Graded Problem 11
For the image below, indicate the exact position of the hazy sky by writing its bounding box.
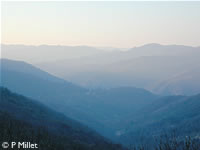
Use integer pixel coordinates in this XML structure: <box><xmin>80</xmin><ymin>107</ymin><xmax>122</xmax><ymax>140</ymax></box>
<box><xmin>2</xmin><ymin>1</ymin><xmax>200</xmax><ymax>48</ymax></box>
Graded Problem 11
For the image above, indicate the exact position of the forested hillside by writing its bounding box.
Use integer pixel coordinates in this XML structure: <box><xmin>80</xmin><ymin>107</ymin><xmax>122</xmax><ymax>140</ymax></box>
<box><xmin>118</xmin><ymin>94</ymin><xmax>200</xmax><ymax>147</ymax></box>
<box><xmin>0</xmin><ymin>87</ymin><xmax>124</xmax><ymax>150</ymax></box>
<box><xmin>0</xmin><ymin>59</ymin><xmax>157</xmax><ymax>139</ymax></box>
<box><xmin>1</xmin><ymin>59</ymin><xmax>200</xmax><ymax>149</ymax></box>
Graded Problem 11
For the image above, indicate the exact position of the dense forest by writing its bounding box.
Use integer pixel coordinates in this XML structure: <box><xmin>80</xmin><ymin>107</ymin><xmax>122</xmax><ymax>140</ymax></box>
<box><xmin>1</xmin><ymin>60</ymin><xmax>200</xmax><ymax>150</ymax></box>
<box><xmin>1</xmin><ymin>59</ymin><xmax>200</xmax><ymax>146</ymax></box>
<box><xmin>0</xmin><ymin>111</ymin><xmax>125</xmax><ymax>150</ymax></box>
<box><xmin>1</xmin><ymin>87</ymin><xmax>200</xmax><ymax>150</ymax></box>
<box><xmin>0</xmin><ymin>87</ymin><xmax>123</xmax><ymax>150</ymax></box>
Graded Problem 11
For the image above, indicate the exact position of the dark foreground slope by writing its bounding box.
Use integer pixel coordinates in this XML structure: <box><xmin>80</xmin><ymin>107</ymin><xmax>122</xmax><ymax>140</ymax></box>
<box><xmin>0</xmin><ymin>87</ymin><xmax>124</xmax><ymax>150</ymax></box>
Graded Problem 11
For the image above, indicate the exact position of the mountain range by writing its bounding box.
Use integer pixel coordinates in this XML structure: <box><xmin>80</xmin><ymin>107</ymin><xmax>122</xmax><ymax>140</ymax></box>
<box><xmin>0</xmin><ymin>59</ymin><xmax>157</xmax><ymax>140</ymax></box>
<box><xmin>1</xmin><ymin>44</ymin><xmax>108</xmax><ymax>63</ymax></box>
<box><xmin>32</xmin><ymin>44</ymin><xmax>200</xmax><ymax>96</ymax></box>
<box><xmin>1</xmin><ymin>58</ymin><xmax>200</xmax><ymax>147</ymax></box>
<box><xmin>2</xmin><ymin>43</ymin><xmax>200</xmax><ymax>95</ymax></box>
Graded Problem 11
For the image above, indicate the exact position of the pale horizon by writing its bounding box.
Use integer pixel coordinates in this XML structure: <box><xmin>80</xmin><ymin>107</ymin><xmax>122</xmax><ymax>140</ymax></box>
<box><xmin>1</xmin><ymin>42</ymin><xmax>200</xmax><ymax>50</ymax></box>
<box><xmin>2</xmin><ymin>1</ymin><xmax>200</xmax><ymax>48</ymax></box>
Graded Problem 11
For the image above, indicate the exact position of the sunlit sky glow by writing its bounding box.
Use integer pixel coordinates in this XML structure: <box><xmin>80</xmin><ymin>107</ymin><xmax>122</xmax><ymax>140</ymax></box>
<box><xmin>2</xmin><ymin>1</ymin><xmax>200</xmax><ymax>48</ymax></box>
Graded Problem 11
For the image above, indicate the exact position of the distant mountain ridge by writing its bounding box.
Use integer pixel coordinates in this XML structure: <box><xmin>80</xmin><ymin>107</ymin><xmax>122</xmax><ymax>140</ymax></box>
<box><xmin>33</xmin><ymin>43</ymin><xmax>200</xmax><ymax>95</ymax></box>
<box><xmin>1</xmin><ymin>44</ymin><xmax>108</xmax><ymax>63</ymax></box>
<box><xmin>2</xmin><ymin>43</ymin><xmax>200</xmax><ymax>95</ymax></box>
<box><xmin>152</xmin><ymin>67</ymin><xmax>200</xmax><ymax>95</ymax></box>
